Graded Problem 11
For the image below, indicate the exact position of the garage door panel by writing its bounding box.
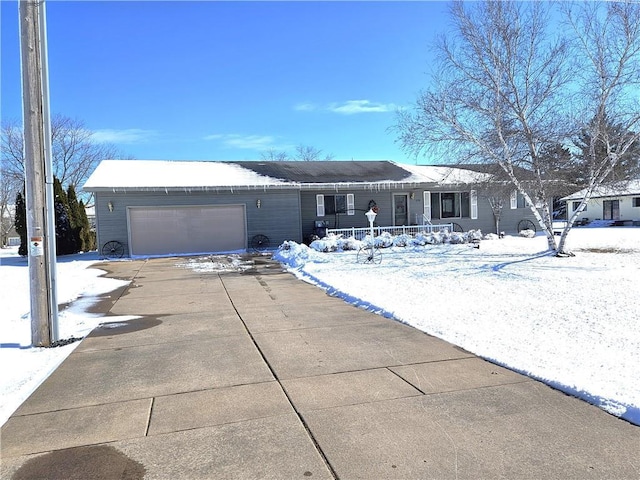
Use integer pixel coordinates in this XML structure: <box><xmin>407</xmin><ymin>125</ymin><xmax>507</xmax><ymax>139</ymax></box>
<box><xmin>129</xmin><ymin>206</ymin><xmax>246</xmax><ymax>256</ymax></box>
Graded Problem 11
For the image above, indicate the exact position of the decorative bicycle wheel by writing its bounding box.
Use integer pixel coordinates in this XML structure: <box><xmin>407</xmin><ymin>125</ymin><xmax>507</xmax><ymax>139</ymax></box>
<box><xmin>101</xmin><ymin>240</ymin><xmax>124</xmax><ymax>259</ymax></box>
<box><xmin>250</xmin><ymin>234</ymin><xmax>270</xmax><ymax>252</ymax></box>
<box><xmin>356</xmin><ymin>246</ymin><xmax>382</xmax><ymax>264</ymax></box>
<box><xmin>517</xmin><ymin>219</ymin><xmax>536</xmax><ymax>233</ymax></box>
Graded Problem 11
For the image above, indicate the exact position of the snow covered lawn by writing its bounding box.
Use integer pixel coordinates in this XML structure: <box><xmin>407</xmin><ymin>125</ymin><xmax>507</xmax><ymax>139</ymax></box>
<box><xmin>1</xmin><ymin>227</ymin><xmax>638</xmax><ymax>428</ymax></box>
<box><xmin>274</xmin><ymin>227</ymin><xmax>640</xmax><ymax>425</ymax></box>
<box><xmin>0</xmin><ymin>250</ymin><xmax>132</xmax><ymax>426</ymax></box>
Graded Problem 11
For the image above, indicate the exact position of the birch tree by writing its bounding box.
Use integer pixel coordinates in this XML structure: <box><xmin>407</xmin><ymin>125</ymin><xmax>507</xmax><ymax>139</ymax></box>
<box><xmin>557</xmin><ymin>1</ymin><xmax>640</xmax><ymax>253</ymax></box>
<box><xmin>396</xmin><ymin>0</ymin><xmax>640</xmax><ymax>255</ymax></box>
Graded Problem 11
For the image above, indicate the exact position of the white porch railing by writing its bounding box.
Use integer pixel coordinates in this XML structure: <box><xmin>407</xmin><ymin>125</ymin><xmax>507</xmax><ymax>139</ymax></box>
<box><xmin>326</xmin><ymin>223</ymin><xmax>455</xmax><ymax>240</ymax></box>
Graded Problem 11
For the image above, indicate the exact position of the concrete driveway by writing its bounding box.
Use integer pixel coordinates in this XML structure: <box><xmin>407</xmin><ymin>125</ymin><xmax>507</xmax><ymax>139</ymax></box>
<box><xmin>1</xmin><ymin>255</ymin><xmax>638</xmax><ymax>479</ymax></box>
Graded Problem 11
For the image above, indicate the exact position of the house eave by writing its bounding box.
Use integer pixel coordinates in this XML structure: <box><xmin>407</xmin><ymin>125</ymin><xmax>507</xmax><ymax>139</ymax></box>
<box><xmin>83</xmin><ymin>181</ymin><xmax>446</xmax><ymax>194</ymax></box>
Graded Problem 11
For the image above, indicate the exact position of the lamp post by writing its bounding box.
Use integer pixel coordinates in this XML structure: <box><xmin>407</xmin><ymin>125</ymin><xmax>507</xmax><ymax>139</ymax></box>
<box><xmin>365</xmin><ymin>209</ymin><xmax>377</xmax><ymax>245</ymax></box>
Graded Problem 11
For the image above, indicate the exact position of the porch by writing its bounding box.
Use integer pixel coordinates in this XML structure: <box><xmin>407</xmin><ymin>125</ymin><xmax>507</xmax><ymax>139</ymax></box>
<box><xmin>326</xmin><ymin>223</ymin><xmax>456</xmax><ymax>240</ymax></box>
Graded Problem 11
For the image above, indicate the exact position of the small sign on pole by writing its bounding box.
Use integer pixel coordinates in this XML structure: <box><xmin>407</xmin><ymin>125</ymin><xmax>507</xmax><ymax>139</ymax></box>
<box><xmin>30</xmin><ymin>237</ymin><xmax>44</xmax><ymax>257</ymax></box>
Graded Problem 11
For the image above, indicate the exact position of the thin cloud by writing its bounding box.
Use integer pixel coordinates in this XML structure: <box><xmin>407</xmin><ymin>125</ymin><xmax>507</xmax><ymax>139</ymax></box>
<box><xmin>295</xmin><ymin>99</ymin><xmax>398</xmax><ymax>115</ymax></box>
<box><xmin>328</xmin><ymin>100</ymin><xmax>397</xmax><ymax>114</ymax></box>
<box><xmin>92</xmin><ymin>128</ymin><xmax>157</xmax><ymax>144</ymax></box>
<box><xmin>294</xmin><ymin>102</ymin><xmax>317</xmax><ymax>112</ymax></box>
<box><xmin>204</xmin><ymin>133</ymin><xmax>283</xmax><ymax>150</ymax></box>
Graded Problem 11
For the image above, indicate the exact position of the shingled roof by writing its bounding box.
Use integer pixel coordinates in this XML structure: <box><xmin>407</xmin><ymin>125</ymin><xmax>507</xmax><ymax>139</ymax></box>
<box><xmin>228</xmin><ymin>161</ymin><xmax>412</xmax><ymax>183</ymax></box>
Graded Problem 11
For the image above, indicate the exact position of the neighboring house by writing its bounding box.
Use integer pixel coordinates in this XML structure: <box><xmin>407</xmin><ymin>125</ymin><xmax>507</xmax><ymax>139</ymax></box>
<box><xmin>84</xmin><ymin>205</ymin><xmax>96</xmax><ymax>230</ymax></box>
<box><xmin>0</xmin><ymin>203</ymin><xmax>98</xmax><ymax>250</ymax></box>
<box><xmin>82</xmin><ymin>160</ymin><xmax>540</xmax><ymax>257</ymax></box>
<box><xmin>1</xmin><ymin>205</ymin><xmax>20</xmax><ymax>247</ymax></box>
<box><xmin>562</xmin><ymin>179</ymin><xmax>640</xmax><ymax>225</ymax></box>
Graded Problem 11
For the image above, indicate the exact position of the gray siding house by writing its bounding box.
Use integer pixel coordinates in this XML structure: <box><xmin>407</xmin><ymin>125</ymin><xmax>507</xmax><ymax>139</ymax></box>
<box><xmin>83</xmin><ymin>160</ymin><xmax>539</xmax><ymax>257</ymax></box>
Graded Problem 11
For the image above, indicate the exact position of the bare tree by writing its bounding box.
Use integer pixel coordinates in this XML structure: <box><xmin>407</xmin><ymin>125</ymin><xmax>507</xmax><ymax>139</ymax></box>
<box><xmin>260</xmin><ymin>145</ymin><xmax>335</xmax><ymax>161</ymax></box>
<box><xmin>1</xmin><ymin>114</ymin><xmax>125</xmax><ymax>195</ymax></box>
<box><xmin>1</xmin><ymin>124</ymin><xmax>24</xmax><ymax>246</ymax></box>
<box><xmin>396</xmin><ymin>1</ymin><xmax>570</xmax><ymax>251</ymax></box>
<box><xmin>557</xmin><ymin>1</ymin><xmax>640</xmax><ymax>252</ymax></box>
<box><xmin>396</xmin><ymin>0</ymin><xmax>640</xmax><ymax>255</ymax></box>
<box><xmin>260</xmin><ymin>149</ymin><xmax>289</xmax><ymax>162</ymax></box>
<box><xmin>0</xmin><ymin>121</ymin><xmax>25</xmax><ymax>189</ymax></box>
<box><xmin>0</xmin><ymin>172</ymin><xmax>17</xmax><ymax>247</ymax></box>
<box><xmin>293</xmin><ymin>145</ymin><xmax>334</xmax><ymax>162</ymax></box>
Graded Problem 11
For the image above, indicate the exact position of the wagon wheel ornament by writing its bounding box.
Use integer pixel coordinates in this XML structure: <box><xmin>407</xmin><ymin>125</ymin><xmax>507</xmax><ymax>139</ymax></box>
<box><xmin>356</xmin><ymin>245</ymin><xmax>382</xmax><ymax>264</ymax></box>
<box><xmin>517</xmin><ymin>219</ymin><xmax>537</xmax><ymax>233</ymax></box>
<box><xmin>101</xmin><ymin>240</ymin><xmax>125</xmax><ymax>259</ymax></box>
<box><xmin>250</xmin><ymin>234</ymin><xmax>270</xmax><ymax>252</ymax></box>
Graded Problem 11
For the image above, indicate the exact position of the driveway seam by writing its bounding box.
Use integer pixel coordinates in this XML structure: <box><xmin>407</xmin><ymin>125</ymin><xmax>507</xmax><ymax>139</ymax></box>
<box><xmin>219</xmin><ymin>273</ymin><xmax>339</xmax><ymax>480</ymax></box>
<box><xmin>144</xmin><ymin>397</ymin><xmax>155</xmax><ymax>437</ymax></box>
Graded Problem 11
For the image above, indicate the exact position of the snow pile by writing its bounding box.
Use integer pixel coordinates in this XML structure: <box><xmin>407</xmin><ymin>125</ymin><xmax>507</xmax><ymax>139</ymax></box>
<box><xmin>519</xmin><ymin>228</ymin><xmax>536</xmax><ymax>238</ymax></box>
<box><xmin>273</xmin><ymin>241</ymin><xmax>330</xmax><ymax>267</ymax></box>
<box><xmin>306</xmin><ymin>229</ymin><xmax>485</xmax><ymax>252</ymax></box>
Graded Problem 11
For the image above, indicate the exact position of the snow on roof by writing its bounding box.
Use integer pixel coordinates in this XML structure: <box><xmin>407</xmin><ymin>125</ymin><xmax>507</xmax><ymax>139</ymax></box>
<box><xmin>82</xmin><ymin>159</ymin><xmax>491</xmax><ymax>192</ymax></box>
<box><xmin>83</xmin><ymin>160</ymin><xmax>290</xmax><ymax>191</ymax></box>
<box><xmin>399</xmin><ymin>164</ymin><xmax>491</xmax><ymax>185</ymax></box>
<box><xmin>561</xmin><ymin>179</ymin><xmax>640</xmax><ymax>201</ymax></box>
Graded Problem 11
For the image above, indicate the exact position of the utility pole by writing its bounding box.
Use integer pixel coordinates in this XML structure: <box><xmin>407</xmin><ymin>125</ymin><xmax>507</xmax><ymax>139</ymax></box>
<box><xmin>19</xmin><ymin>0</ymin><xmax>59</xmax><ymax>347</ymax></box>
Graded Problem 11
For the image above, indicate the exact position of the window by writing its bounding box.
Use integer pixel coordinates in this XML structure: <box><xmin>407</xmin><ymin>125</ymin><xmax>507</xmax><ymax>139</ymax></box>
<box><xmin>517</xmin><ymin>194</ymin><xmax>527</xmax><ymax>209</ymax></box>
<box><xmin>510</xmin><ymin>190</ymin><xmax>527</xmax><ymax>209</ymax></box>
<box><xmin>603</xmin><ymin>200</ymin><xmax>620</xmax><ymax>220</ymax></box>
<box><xmin>633</xmin><ymin>197</ymin><xmax>640</xmax><ymax>208</ymax></box>
<box><xmin>430</xmin><ymin>191</ymin><xmax>477</xmax><ymax>219</ymax></box>
<box><xmin>316</xmin><ymin>194</ymin><xmax>354</xmax><ymax>216</ymax></box>
<box><xmin>572</xmin><ymin>201</ymin><xmax>586</xmax><ymax>212</ymax></box>
<box><xmin>441</xmin><ymin>193</ymin><xmax>460</xmax><ymax>218</ymax></box>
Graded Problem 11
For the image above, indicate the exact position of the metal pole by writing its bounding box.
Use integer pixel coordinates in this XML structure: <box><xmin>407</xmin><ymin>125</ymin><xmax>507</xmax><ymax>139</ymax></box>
<box><xmin>19</xmin><ymin>0</ymin><xmax>58</xmax><ymax>346</ymax></box>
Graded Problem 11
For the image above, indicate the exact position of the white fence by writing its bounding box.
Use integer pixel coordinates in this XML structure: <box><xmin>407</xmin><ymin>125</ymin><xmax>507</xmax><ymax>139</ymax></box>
<box><xmin>326</xmin><ymin>223</ymin><xmax>455</xmax><ymax>240</ymax></box>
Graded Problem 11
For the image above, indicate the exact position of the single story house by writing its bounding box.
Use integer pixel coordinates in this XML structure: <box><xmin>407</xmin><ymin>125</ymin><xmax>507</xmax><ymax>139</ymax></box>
<box><xmin>1</xmin><ymin>204</ymin><xmax>20</xmax><ymax>247</ymax></box>
<box><xmin>82</xmin><ymin>160</ymin><xmax>540</xmax><ymax>257</ymax></box>
<box><xmin>562</xmin><ymin>179</ymin><xmax>640</xmax><ymax>225</ymax></box>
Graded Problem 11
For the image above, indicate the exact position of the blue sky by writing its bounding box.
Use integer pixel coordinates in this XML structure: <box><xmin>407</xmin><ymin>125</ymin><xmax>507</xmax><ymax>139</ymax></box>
<box><xmin>1</xmin><ymin>1</ymin><xmax>448</xmax><ymax>163</ymax></box>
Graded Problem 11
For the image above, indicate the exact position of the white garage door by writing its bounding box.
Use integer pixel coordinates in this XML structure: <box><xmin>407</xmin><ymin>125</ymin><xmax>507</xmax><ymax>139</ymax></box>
<box><xmin>128</xmin><ymin>205</ymin><xmax>246</xmax><ymax>256</ymax></box>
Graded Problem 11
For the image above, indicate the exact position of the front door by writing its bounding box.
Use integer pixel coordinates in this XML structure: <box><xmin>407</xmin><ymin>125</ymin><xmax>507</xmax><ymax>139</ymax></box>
<box><xmin>393</xmin><ymin>194</ymin><xmax>409</xmax><ymax>226</ymax></box>
<box><xmin>603</xmin><ymin>200</ymin><xmax>620</xmax><ymax>221</ymax></box>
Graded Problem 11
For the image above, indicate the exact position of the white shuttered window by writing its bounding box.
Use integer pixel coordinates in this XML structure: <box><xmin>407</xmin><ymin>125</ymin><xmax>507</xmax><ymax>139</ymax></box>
<box><xmin>317</xmin><ymin>194</ymin><xmax>355</xmax><ymax>216</ymax></box>
<box><xmin>346</xmin><ymin>194</ymin><xmax>355</xmax><ymax>215</ymax></box>
<box><xmin>470</xmin><ymin>189</ymin><xmax>478</xmax><ymax>219</ymax></box>
<box><xmin>316</xmin><ymin>194</ymin><xmax>325</xmax><ymax>216</ymax></box>
<box><xmin>423</xmin><ymin>191</ymin><xmax>431</xmax><ymax>222</ymax></box>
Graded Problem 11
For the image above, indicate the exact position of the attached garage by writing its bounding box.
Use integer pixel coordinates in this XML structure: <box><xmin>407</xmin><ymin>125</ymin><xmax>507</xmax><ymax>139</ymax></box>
<box><xmin>85</xmin><ymin>159</ymin><xmax>528</xmax><ymax>258</ymax></box>
<box><xmin>128</xmin><ymin>205</ymin><xmax>246</xmax><ymax>256</ymax></box>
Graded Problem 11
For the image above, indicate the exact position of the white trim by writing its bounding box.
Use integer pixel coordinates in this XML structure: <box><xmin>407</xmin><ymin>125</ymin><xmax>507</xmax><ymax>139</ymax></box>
<box><xmin>423</xmin><ymin>191</ymin><xmax>431</xmax><ymax>222</ymax></box>
<box><xmin>346</xmin><ymin>193</ymin><xmax>355</xmax><ymax>215</ymax></box>
<box><xmin>316</xmin><ymin>194</ymin><xmax>325</xmax><ymax>217</ymax></box>
<box><xmin>510</xmin><ymin>190</ymin><xmax>518</xmax><ymax>209</ymax></box>
<box><xmin>470</xmin><ymin>189</ymin><xmax>478</xmax><ymax>219</ymax></box>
